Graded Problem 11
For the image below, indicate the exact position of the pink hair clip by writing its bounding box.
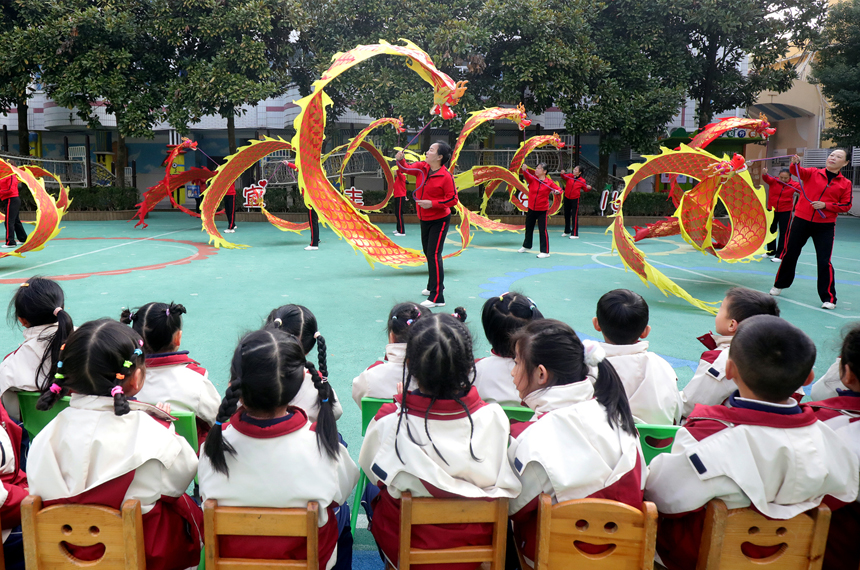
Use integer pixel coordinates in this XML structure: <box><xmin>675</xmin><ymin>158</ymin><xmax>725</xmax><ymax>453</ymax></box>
<box><xmin>49</xmin><ymin>383</ymin><xmax>62</xmax><ymax>394</ymax></box>
<box><xmin>138</xmin><ymin>339</ymin><xmax>144</xmax><ymax>347</ymax></box>
<box><xmin>313</xmin><ymin>331</ymin><xmax>321</xmax><ymax>339</ymax></box>
<box><xmin>111</xmin><ymin>386</ymin><xmax>124</xmax><ymax>397</ymax></box>
<box><xmin>53</xmin><ymin>307</ymin><xmax>62</xmax><ymax>316</ymax></box>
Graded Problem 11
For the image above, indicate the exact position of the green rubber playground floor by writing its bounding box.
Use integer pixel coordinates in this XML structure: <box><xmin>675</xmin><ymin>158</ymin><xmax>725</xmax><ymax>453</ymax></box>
<box><xmin>2</xmin><ymin>211</ymin><xmax>859</xmax><ymax>558</ymax></box>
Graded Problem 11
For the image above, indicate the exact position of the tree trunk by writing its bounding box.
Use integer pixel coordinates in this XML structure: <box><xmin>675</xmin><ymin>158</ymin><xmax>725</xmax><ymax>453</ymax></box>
<box><xmin>116</xmin><ymin>133</ymin><xmax>127</xmax><ymax>188</ymax></box>
<box><xmin>16</xmin><ymin>99</ymin><xmax>29</xmax><ymax>155</ymax></box>
<box><xmin>697</xmin><ymin>39</ymin><xmax>720</xmax><ymax>129</ymax></box>
<box><xmin>227</xmin><ymin>110</ymin><xmax>237</xmax><ymax>155</ymax></box>
<box><xmin>598</xmin><ymin>131</ymin><xmax>610</xmax><ymax>191</ymax></box>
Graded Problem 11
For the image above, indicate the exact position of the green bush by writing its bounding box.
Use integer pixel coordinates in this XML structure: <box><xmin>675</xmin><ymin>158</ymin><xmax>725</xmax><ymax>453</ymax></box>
<box><xmin>21</xmin><ymin>186</ymin><xmax>140</xmax><ymax>211</ymax></box>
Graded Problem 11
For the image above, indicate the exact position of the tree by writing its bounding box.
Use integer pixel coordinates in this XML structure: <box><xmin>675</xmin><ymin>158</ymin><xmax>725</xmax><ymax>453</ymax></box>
<box><xmin>0</xmin><ymin>2</ymin><xmax>50</xmax><ymax>154</ymax></box>
<box><xmin>679</xmin><ymin>0</ymin><xmax>827</xmax><ymax>128</ymax></box>
<box><xmin>811</xmin><ymin>0</ymin><xmax>860</xmax><ymax>147</ymax></box>
<box><xmin>155</xmin><ymin>0</ymin><xmax>303</xmax><ymax>154</ymax></box>
<box><xmin>558</xmin><ymin>0</ymin><xmax>691</xmax><ymax>187</ymax></box>
<box><xmin>33</xmin><ymin>1</ymin><xmax>174</xmax><ymax>186</ymax></box>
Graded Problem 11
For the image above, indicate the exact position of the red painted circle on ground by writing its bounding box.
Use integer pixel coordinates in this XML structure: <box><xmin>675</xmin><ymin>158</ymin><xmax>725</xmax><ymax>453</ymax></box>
<box><xmin>0</xmin><ymin>237</ymin><xmax>219</xmax><ymax>285</ymax></box>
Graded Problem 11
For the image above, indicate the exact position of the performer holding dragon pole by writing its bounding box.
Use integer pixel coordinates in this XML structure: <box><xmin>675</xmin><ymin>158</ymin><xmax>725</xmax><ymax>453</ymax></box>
<box><xmin>396</xmin><ymin>142</ymin><xmax>457</xmax><ymax>308</ymax></box>
<box><xmin>559</xmin><ymin>165</ymin><xmax>592</xmax><ymax>239</ymax></box>
<box><xmin>518</xmin><ymin>163</ymin><xmax>561</xmax><ymax>258</ymax></box>
<box><xmin>771</xmin><ymin>150</ymin><xmax>852</xmax><ymax>310</ymax></box>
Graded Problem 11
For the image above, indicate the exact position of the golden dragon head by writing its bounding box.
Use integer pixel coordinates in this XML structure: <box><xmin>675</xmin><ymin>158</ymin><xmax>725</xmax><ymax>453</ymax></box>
<box><xmin>751</xmin><ymin>113</ymin><xmax>776</xmax><ymax>138</ymax></box>
<box><xmin>514</xmin><ymin>103</ymin><xmax>532</xmax><ymax>129</ymax></box>
<box><xmin>432</xmin><ymin>80</ymin><xmax>469</xmax><ymax>120</ymax></box>
<box><xmin>549</xmin><ymin>132</ymin><xmax>565</xmax><ymax>148</ymax></box>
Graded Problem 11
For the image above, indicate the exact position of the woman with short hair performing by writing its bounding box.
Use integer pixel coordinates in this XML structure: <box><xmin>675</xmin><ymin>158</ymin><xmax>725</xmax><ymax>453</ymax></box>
<box><xmin>771</xmin><ymin>149</ymin><xmax>853</xmax><ymax>309</ymax></box>
<box><xmin>395</xmin><ymin>141</ymin><xmax>458</xmax><ymax>308</ymax></box>
<box><xmin>518</xmin><ymin>163</ymin><xmax>561</xmax><ymax>258</ymax></box>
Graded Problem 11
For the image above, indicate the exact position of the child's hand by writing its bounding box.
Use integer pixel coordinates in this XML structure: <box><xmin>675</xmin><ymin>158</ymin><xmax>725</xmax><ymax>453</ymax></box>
<box><xmin>156</xmin><ymin>402</ymin><xmax>171</xmax><ymax>414</ymax></box>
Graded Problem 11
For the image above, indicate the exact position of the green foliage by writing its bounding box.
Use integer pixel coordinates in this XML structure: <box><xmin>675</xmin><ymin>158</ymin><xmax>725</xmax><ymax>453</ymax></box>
<box><xmin>20</xmin><ymin>186</ymin><xmax>140</xmax><ymax>211</ymax></box>
<box><xmin>679</xmin><ymin>0</ymin><xmax>827</xmax><ymax>127</ymax></box>
<box><xmin>812</xmin><ymin>0</ymin><xmax>860</xmax><ymax>147</ymax></box>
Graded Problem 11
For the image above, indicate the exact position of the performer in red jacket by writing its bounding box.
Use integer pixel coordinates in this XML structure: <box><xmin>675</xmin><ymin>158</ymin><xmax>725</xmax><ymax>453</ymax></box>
<box><xmin>559</xmin><ymin>165</ymin><xmax>592</xmax><ymax>238</ymax></box>
<box><xmin>396</xmin><ymin>141</ymin><xmax>458</xmax><ymax>308</ymax></box>
<box><xmin>761</xmin><ymin>168</ymin><xmax>800</xmax><ymax>260</ymax></box>
<box><xmin>392</xmin><ymin>167</ymin><xmax>407</xmax><ymax>236</ymax></box>
<box><xmin>518</xmin><ymin>163</ymin><xmax>561</xmax><ymax>258</ymax></box>
<box><xmin>772</xmin><ymin>150</ymin><xmax>853</xmax><ymax>309</ymax></box>
<box><xmin>0</xmin><ymin>174</ymin><xmax>27</xmax><ymax>248</ymax></box>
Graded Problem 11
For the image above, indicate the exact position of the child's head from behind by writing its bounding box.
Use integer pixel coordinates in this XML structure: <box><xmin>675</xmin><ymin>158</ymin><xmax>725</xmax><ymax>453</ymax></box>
<box><xmin>404</xmin><ymin>311</ymin><xmax>472</xmax><ymax>397</ymax></box>
<box><xmin>265</xmin><ymin>304</ymin><xmax>327</xmax><ymax>376</ymax></box>
<box><xmin>388</xmin><ymin>302</ymin><xmax>431</xmax><ymax>344</ymax></box>
<box><xmin>204</xmin><ymin>329</ymin><xmax>339</xmax><ymax>476</ymax></box>
<box><xmin>715</xmin><ymin>287</ymin><xmax>780</xmax><ymax>336</ymax></box>
<box><xmin>512</xmin><ymin>319</ymin><xmax>636</xmax><ymax>435</ymax></box>
<box><xmin>594</xmin><ymin>289</ymin><xmax>649</xmax><ymax>345</ymax></box>
<box><xmin>839</xmin><ymin>323</ymin><xmax>860</xmax><ymax>391</ymax></box>
<box><xmin>36</xmin><ymin>319</ymin><xmax>146</xmax><ymax>416</ymax></box>
<box><xmin>120</xmin><ymin>302</ymin><xmax>186</xmax><ymax>354</ymax></box>
<box><xmin>8</xmin><ymin>277</ymin><xmax>74</xmax><ymax>390</ymax></box>
<box><xmin>727</xmin><ymin>315</ymin><xmax>815</xmax><ymax>403</ymax></box>
<box><xmin>482</xmin><ymin>292</ymin><xmax>543</xmax><ymax>358</ymax></box>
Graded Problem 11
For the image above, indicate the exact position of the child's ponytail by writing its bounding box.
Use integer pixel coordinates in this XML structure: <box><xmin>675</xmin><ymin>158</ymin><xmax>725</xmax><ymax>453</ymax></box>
<box><xmin>314</xmin><ymin>333</ymin><xmax>328</xmax><ymax>379</ymax></box>
<box><xmin>305</xmin><ymin>361</ymin><xmax>338</xmax><ymax>460</ymax></box>
<box><xmin>121</xmin><ymin>302</ymin><xmax>186</xmax><ymax>353</ymax></box>
<box><xmin>584</xmin><ymin>341</ymin><xmax>637</xmax><ymax>436</ymax></box>
<box><xmin>203</xmin><ymin>355</ymin><xmax>243</xmax><ymax>476</ymax></box>
<box><xmin>38</xmin><ymin>306</ymin><xmax>74</xmax><ymax>392</ymax></box>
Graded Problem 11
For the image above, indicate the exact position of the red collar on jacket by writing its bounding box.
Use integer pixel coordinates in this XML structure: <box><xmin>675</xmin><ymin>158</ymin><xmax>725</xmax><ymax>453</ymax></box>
<box><xmin>808</xmin><ymin>395</ymin><xmax>860</xmax><ymax>415</ymax></box>
<box><xmin>146</xmin><ymin>351</ymin><xmax>198</xmax><ymax>368</ymax></box>
<box><xmin>687</xmin><ymin>401</ymin><xmax>819</xmax><ymax>429</ymax></box>
<box><xmin>227</xmin><ymin>406</ymin><xmax>308</xmax><ymax>439</ymax></box>
<box><xmin>393</xmin><ymin>386</ymin><xmax>487</xmax><ymax>420</ymax></box>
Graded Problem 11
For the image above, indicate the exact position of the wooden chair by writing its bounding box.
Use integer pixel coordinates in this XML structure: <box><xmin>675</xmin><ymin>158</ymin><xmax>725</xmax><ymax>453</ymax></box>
<box><xmin>21</xmin><ymin>495</ymin><xmax>146</xmax><ymax>569</ymax></box>
<box><xmin>392</xmin><ymin>491</ymin><xmax>508</xmax><ymax>570</ymax></box>
<box><xmin>529</xmin><ymin>496</ymin><xmax>658</xmax><ymax>570</ymax></box>
<box><xmin>696</xmin><ymin>498</ymin><xmax>831</xmax><ymax>570</ymax></box>
<box><xmin>203</xmin><ymin>498</ymin><xmax>319</xmax><ymax>570</ymax></box>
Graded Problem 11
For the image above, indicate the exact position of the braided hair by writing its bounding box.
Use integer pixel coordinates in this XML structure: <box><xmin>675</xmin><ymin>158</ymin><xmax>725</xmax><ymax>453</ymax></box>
<box><xmin>481</xmin><ymin>292</ymin><xmax>542</xmax><ymax>358</ymax></box>
<box><xmin>8</xmin><ymin>277</ymin><xmax>75</xmax><ymax>392</ymax></box>
<box><xmin>264</xmin><ymin>304</ymin><xmax>327</xmax><ymax>377</ymax></box>
<box><xmin>203</xmin><ymin>329</ymin><xmax>339</xmax><ymax>477</ymax></box>
<box><xmin>120</xmin><ymin>302</ymin><xmax>187</xmax><ymax>354</ymax></box>
<box><xmin>35</xmin><ymin>319</ymin><xmax>145</xmax><ymax>416</ymax></box>
<box><xmin>512</xmin><ymin>319</ymin><xmax>636</xmax><ymax>435</ymax></box>
<box><xmin>395</xmin><ymin>310</ymin><xmax>476</xmax><ymax>465</ymax></box>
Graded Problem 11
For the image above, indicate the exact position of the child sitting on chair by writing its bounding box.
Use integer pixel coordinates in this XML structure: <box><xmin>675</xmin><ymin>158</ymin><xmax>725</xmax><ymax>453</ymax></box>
<box><xmin>199</xmin><ymin>329</ymin><xmax>358</xmax><ymax>570</ymax></box>
<box><xmin>27</xmin><ymin>319</ymin><xmax>202</xmax><ymax>570</ymax></box>
<box><xmin>646</xmin><ymin>315</ymin><xmax>859</xmax><ymax>570</ymax></box>
<box><xmin>681</xmin><ymin>287</ymin><xmax>779</xmax><ymax>418</ymax></box>
<box><xmin>121</xmin><ymin>302</ymin><xmax>220</xmax><ymax>446</ymax></box>
<box><xmin>808</xmin><ymin>323</ymin><xmax>860</xmax><ymax>570</ymax></box>
<box><xmin>593</xmin><ymin>289</ymin><xmax>682</xmax><ymax>425</ymax></box>
<box><xmin>473</xmin><ymin>292</ymin><xmax>543</xmax><ymax>406</ymax></box>
<box><xmin>359</xmin><ymin>312</ymin><xmax>520</xmax><ymax>569</ymax></box>
<box><xmin>507</xmin><ymin>319</ymin><xmax>643</xmax><ymax>567</ymax></box>
<box><xmin>351</xmin><ymin>302</ymin><xmax>434</xmax><ymax>406</ymax></box>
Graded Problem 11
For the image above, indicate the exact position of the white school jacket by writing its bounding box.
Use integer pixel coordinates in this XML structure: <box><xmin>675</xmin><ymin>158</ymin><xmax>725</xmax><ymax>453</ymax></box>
<box><xmin>27</xmin><ymin>394</ymin><xmax>199</xmax><ymax>514</ymax></box>
<box><xmin>136</xmin><ymin>352</ymin><xmax>221</xmax><ymax>425</ymax></box>
<box><xmin>601</xmin><ymin>341</ymin><xmax>683</xmax><ymax>425</ymax></box>
<box><xmin>508</xmin><ymin>381</ymin><xmax>644</xmax><ymax>516</ymax></box>
<box><xmin>680</xmin><ymin>333</ymin><xmax>733</xmax><ymax>418</ymax></box>
<box><xmin>645</xmin><ymin>398</ymin><xmax>859</xmax><ymax>520</ymax></box>
<box><xmin>351</xmin><ymin>343</ymin><xmax>406</xmax><ymax>406</ymax></box>
<box><xmin>473</xmin><ymin>354</ymin><xmax>520</xmax><ymax>406</ymax></box>
<box><xmin>199</xmin><ymin>408</ymin><xmax>358</xmax><ymax>570</ymax></box>
<box><xmin>810</xmin><ymin>359</ymin><xmax>842</xmax><ymax>401</ymax></box>
<box><xmin>359</xmin><ymin>387</ymin><xmax>521</xmax><ymax>500</ymax></box>
<box><xmin>809</xmin><ymin>393</ymin><xmax>860</xmax><ymax>465</ymax></box>
<box><xmin>292</xmin><ymin>369</ymin><xmax>343</xmax><ymax>423</ymax></box>
<box><xmin>0</xmin><ymin>323</ymin><xmax>58</xmax><ymax>420</ymax></box>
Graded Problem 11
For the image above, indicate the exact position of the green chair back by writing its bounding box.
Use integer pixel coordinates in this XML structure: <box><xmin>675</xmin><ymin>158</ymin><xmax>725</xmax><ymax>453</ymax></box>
<box><xmin>18</xmin><ymin>391</ymin><xmax>70</xmax><ymax>440</ymax></box>
<box><xmin>18</xmin><ymin>391</ymin><xmax>199</xmax><ymax>453</ymax></box>
<box><xmin>360</xmin><ymin>397</ymin><xmax>393</xmax><ymax>435</ymax></box>
<box><xmin>636</xmin><ymin>424</ymin><xmax>681</xmax><ymax>465</ymax></box>
<box><xmin>502</xmin><ymin>405</ymin><xmax>533</xmax><ymax>422</ymax></box>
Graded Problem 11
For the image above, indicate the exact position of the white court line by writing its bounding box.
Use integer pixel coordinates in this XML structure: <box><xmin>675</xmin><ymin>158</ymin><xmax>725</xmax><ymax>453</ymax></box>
<box><xmin>798</xmin><ymin>261</ymin><xmax>860</xmax><ymax>277</ymax></box>
<box><xmin>0</xmin><ymin>228</ymin><xmax>194</xmax><ymax>279</ymax></box>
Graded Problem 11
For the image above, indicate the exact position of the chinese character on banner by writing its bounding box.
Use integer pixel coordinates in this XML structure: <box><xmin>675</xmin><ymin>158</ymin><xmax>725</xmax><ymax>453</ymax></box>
<box><xmin>345</xmin><ymin>187</ymin><xmax>364</xmax><ymax>206</ymax></box>
<box><xmin>243</xmin><ymin>180</ymin><xmax>267</xmax><ymax>208</ymax></box>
